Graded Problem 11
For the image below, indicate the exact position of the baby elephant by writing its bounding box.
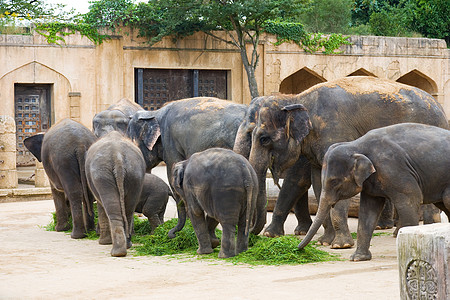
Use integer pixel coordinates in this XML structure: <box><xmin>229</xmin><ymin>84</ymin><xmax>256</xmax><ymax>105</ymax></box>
<box><xmin>85</xmin><ymin>131</ymin><xmax>146</xmax><ymax>257</ymax></box>
<box><xmin>172</xmin><ymin>148</ymin><xmax>258</xmax><ymax>258</ymax></box>
<box><xmin>298</xmin><ymin>123</ymin><xmax>450</xmax><ymax>261</ymax></box>
<box><xmin>135</xmin><ymin>174</ymin><xmax>173</xmax><ymax>234</ymax></box>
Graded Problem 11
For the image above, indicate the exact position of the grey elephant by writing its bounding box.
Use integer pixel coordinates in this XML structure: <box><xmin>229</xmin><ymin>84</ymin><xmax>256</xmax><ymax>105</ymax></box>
<box><xmin>126</xmin><ymin>97</ymin><xmax>247</xmax><ymax>237</ymax></box>
<box><xmin>24</xmin><ymin>119</ymin><xmax>96</xmax><ymax>239</ymax></box>
<box><xmin>85</xmin><ymin>131</ymin><xmax>146</xmax><ymax>257</ymax></box>
<box><xmin>246</xmin><ymin>76</ymin><xmax>448</xmax><ymax>247</ymax></box>
<box><xmin>172</xmin><ymin>148</ymin><xmax>258</xmax><ymax>258</ymax></box>
<box><xmin>92</xmin><ymin>98</ymin><xmax>143</xmax><ymax>137</ymax></box>
<box><xmin>135</xmin><ymin>173</ymin><xmax>173</xmax><ymax>234</ymax></box>
<box><xmin>298</xmin><ymin>123</ymin><xmax>450</xmax><ymax>261</ymax></box>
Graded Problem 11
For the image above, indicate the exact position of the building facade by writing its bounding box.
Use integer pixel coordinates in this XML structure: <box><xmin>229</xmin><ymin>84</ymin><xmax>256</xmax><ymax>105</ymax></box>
<box><xmin>0</xmin><ymin>29</ymin><xmax>449</xmax><ymax>188</ymax></box>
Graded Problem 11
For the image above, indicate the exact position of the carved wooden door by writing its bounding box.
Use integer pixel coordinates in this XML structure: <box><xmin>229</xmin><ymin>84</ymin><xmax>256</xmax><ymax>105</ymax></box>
<box><xmin>14</xmin><ymin>85</ymin><xmax>51</xmax><ymax>166</ymax></box>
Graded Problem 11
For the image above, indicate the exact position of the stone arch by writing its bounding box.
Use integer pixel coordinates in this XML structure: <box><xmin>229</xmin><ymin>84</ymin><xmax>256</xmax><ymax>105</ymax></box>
<box><xmin>0</xmin><ymin>61</ymin><xmax>72</xmax><ymax>121</ymax></box>
<box><xmin>347</xmin><ymin>68</ymin><xmax>376</xmax><ymax>77</ymax></box>
<box><xmin>396</xmin><ymin>69</ymin><xmax>437</xmax><ymax>97</ymax></box>
<box><xmin>279</xmin><ymin>67</ymin><xmax>326</xmax><ymax>94</ymax></box>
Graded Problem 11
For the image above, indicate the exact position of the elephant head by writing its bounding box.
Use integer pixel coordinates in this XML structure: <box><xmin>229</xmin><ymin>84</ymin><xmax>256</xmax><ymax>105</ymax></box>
<box><xmin>298</xmin><ymin>144</ymin><xmax>376</xmax><ymax>249</ymax></box>
<box><xmin>93</xmin><ymin>98</ymin><xmax>143</xmax><ymax>138</ymax></box>
<box><xmin>233</xmin><ymin>96</ymin><xmax>265</xmax><ymax>159</ymax></box>
<box><xmin>247</xmin><ymin>95</ymin><xmax>311</xmax><ymax>234</ymax></box>
<box><xmin>126</xmin><ymin>110</ymin><xmax>163</xmax><ymax>172</ymax></box>
<box><xmin>23</xmin><ymin>133</ymin><xmax>45</xmax><ymax>162</ymax></box>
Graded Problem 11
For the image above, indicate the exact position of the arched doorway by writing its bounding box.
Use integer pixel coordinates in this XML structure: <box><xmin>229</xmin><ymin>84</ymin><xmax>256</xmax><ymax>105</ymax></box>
<box><xmin>279</xmin><ymin>67</ymin><xmax>326</xmax><ymax>94</ymax></box>
<box><xmin>396</xmin><ymin>70</ymin><xmax>437</xmax><ymax>97</ymax></box>
<box><xmin>347</xmin><ymin>68</ymin><xmax>376</xmax><ymax>77</ymax></box>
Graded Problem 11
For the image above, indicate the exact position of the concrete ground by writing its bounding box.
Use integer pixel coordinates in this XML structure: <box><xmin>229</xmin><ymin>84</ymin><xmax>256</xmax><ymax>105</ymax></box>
<box><xmin>0</xmin><ymin>166</ymin><xmax>405</xmax><ymax>299</ymax></box>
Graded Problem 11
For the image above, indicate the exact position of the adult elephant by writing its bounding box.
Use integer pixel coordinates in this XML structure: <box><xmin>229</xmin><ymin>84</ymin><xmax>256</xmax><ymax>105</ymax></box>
<box><xmin>24</xmin><ymin>119</ymin><xmax>97</xmax><ymax>239</ymax></box>
<box><xmin>247</xmin><ymin>76</ymin><xmax>449</xmax><ymax>247</ymax></box>
<box><xmin>92</xmin><ymin>98</ymin><xmax>143</xmax><ymax>137</ymax></box>
<box><xmin>127</xmin><ymin>97</ymin><xmax>247</xmax><ymax>236</ymax></box>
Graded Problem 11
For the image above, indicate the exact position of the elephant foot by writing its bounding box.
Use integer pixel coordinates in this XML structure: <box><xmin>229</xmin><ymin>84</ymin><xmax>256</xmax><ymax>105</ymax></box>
<box><xmin>70</xmin><ymin>230</ymin><xmax>87</xmax><ymax>239</ymax></box>
<box><xmin>375</xmin><ymin>219</ymin><xmax>394</xmax><ymax>230</ymax></box>
<box><xmin>316</xmin><ymin>232</ymin><xmax>335</xmax><ymax>246</ymax></box>
<box><xmin>111</xmin><ymin>247</ymin><xmax>127</xmax><ymax>257</ymax></box>
<box><xmin>211</xmin><ymin>238</ymin><xmax>220</xmax><ymax>249</ymax></box>
<box><xmin>218</xmin><ymin>250</ymin><xmax>235</xmax><ymax>258</ymax></box>
<box><xmin>330</xmin><ymin>233</ymin><xmax>354</xmax><ymax>249</ymax></box>
<box><xmin>197</xmin><ymin>246</ymin><xmax>213</xmax><ymax>255</ymax></box>
<box><xmin>55</xmin><ymin>223</ymin><xmax>71</xmax><ymax>232</ymax></box>
<box><xmin>99</xmin><ymin>236</ymin><xmax>112</xmax><ymax>245</ymax></box>
<box><xmin>294</xmin><ymin>222</ymin><xmax>312</xmax><ymax>236</ymax></box>
<box><xmin>350</xmin><ymin>250</ymin><xmax>372</xmax><ymax>261</ymax></box>
<box><xmin>263</xmin><ymin>222</ymin><xmax>284</xmax><ymax>238</ymax></box>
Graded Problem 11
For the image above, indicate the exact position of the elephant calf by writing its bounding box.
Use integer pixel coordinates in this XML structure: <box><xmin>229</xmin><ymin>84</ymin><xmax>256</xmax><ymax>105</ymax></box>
<box><xmin>172</xmin><ymin>148</ymin><xmax>258</xmax><ymax>258</ymax></box>
<box><xmin>85</xmin><ymin>131</ymin><xmax>146</xmax><ymax>257</ymax></box>
<box><xmin>298</xmin><ymin>123</ymin><xmax>450</xmax><ymax>261</ymax></box>
<box><xmin>135</xmin><ymin>174</ymin><xmax>173</xmax><ymax>234</ymax></box>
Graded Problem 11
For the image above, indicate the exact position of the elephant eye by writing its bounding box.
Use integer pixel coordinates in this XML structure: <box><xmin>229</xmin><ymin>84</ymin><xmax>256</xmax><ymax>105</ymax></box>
<box><xmin>259</xmin><ymin>135</ymin><xmax>271</xmax><ymax>146</ymax></box>
<box><xmin>328</xmin><ymin>178</ymin><xmax>341</xmax><ymax>188</ymax></box>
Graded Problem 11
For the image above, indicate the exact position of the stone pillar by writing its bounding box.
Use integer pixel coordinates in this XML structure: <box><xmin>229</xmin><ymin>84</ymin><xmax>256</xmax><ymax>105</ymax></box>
<box><xmin>0</xmin><ymin>116</ymin><xmax>17</xmax><ymax>188</ymax></box>
<box><xmin>34</xmin><ymin>160</ymin><xmax>49</xmax><ymax>187</ymax></box>
<box><xmin>69</xmin><ymin>92</ymin><xmax>81</xmax><ymax>122</ymax></box>
<box><xmin>397</xmin><ymin>223</ymin><xmax>450</xmax><ymax>300</ymax></box>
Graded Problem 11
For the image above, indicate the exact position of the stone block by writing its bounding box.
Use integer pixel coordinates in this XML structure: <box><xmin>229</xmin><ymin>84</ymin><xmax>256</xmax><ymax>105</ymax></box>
<box><xmin>0</xmin><ymin>116</ymin><xmax>16</xmax><ymax>134</ymax></box>
<box><xmin>397</xmin><ymin>223</ymin><xmax>450</xmax><ymax>300</ymax></box>
<box><xmin>0</xmin><ymin>170</ymin><xmax>17</xmax><ymax>189</ymax></box>
<box><xmin>35</xmin><ymin>167</ymin><xmax>50</xmax><ymax>187</ymax></box>
<box><xmin>0</xmin><ymin>151</ymin><xmax>16</xmax><ymax>170</ymax></box>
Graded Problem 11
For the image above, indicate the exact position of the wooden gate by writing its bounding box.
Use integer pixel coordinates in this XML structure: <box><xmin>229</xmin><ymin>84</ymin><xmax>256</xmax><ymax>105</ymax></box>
<box><xmin>14</xmin><ymin>84</ymin><xmax>51</xmax><ymax>166</ymax></box>
<box><xmin>135</xmin><ymin>69</ymin><xmax>228</xmax><ymax>111</ymax></box>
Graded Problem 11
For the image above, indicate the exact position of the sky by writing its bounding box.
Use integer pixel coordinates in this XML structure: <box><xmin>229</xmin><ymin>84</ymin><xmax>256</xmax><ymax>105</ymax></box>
<box><xmin>45</xmin><ymin>0</ymin><xmax>92</xmax><ymax>14</ymax></box>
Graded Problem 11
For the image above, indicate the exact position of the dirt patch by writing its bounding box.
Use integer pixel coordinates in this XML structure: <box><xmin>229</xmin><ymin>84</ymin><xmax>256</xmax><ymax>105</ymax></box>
<box><xmin>0</xmin><ymin>197</ymin><xmax>403</xmax><ymax>299</ymax></box>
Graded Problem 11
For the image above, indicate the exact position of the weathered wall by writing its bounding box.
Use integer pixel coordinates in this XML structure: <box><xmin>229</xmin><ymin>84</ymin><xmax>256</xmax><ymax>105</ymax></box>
<box><xmin>0</xmin><ymin>30</ymin><xmax>449</xmax><ymax>187</ymax></box>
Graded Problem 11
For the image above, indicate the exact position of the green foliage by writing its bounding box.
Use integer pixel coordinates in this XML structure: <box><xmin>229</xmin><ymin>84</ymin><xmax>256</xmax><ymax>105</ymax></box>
<box><xmin>297</xmin><ymin>0</ymin><xmax>353</xmax><ymax>34</ymax></box>
<box><xmin>264</xmin><ymin>20</ymin><xmax>351</xmax><ymax>54</ymax></box>
<box><xmin>132</xmin><ymin>218</ymin><xmax>340</xmax><ymax>265</ymax></box>
<box><xmin>35</xmin><ymin>21</ymin><xmax>109</xmax><ymax>45</ymax></box>
<box><xmin>409</xmin><ymin>0</ymin><xmax>450</xmax><ymax>44</ymax></box>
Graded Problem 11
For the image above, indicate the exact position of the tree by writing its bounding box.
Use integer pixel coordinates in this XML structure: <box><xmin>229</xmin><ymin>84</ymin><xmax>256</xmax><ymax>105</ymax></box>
<box><xmin>410</xmin><ymin>0</ymin><xmax>450</xmax><ymax>45</ymax></box>
<box><xmin>297</xmin><ymin>0</ymin><xmax>353</xmax><ymax>34</ymax></box>
<box><xmin>80</xmin><ymin>0</ymin><xmax>348</xmax><ymax>99</ymax></box>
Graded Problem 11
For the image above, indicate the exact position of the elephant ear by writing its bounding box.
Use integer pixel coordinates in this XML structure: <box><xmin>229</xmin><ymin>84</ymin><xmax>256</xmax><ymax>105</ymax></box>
<box><xmin>127</xmin><ymin>113</ymin><xmax>161</xmax><ymax>151</ymax></box>
<box><xmin>23</xmin><ymin>133</ymin><xmax>45</xmax><ymax>162</ymax></box>
<box><xmin>352</xmin><ymin>153</ymin><xmax>376</xmax><ymax>187</ymax></box>
<box><xmin>282</xmin><ymin>104</ymin><xmax>312</xmax><ymax>145</ymax></box>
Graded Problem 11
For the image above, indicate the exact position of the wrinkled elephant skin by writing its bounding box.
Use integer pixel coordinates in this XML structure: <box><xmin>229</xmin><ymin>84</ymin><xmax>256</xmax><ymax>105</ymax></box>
<box><xmin>24</xmin><ymin>119</ymin><xmax>96</xmax><ymax>239</ymax></box>
<box><xmin>248</xmin><ymin>76</ymin><xmax>449</xmax><ymax>248</ymax></box>
<box><xmin>85</xmin><ymin>131</ymin><xmax>146</xmax><ymax>257</ymax></box>
<box><xmin>299</xmin><ymin>123</ymin><xmax>450</xmax><ymax>261</ymax></box>
<box><xmin>172</xmin><ymin>148</ymin><xmax>258</xmax><ymax>258</ymax></box>
<box><xmin>127</xmin><ymin>97</ymin><xmax>247</xmax><ymax>238</ymax></box>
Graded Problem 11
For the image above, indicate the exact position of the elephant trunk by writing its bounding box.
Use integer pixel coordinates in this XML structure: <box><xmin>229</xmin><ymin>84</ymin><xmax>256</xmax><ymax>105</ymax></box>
<box><xmin>233</xmin><ymin>124</ymin><xmax>253</xmax><ymax>159</ymax></box>
<box><xmin>248</xmin><ymin>148</ymin><xmax>270</xmax><ymax>235</ymax></box>
<box><xmin>298</xmin><ymin>194</ymin><xmax>332</xmax><ymax>249</ymax></box>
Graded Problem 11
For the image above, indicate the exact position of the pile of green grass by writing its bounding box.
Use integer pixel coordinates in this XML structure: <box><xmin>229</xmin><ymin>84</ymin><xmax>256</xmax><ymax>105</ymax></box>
<box><xmin>132</xmin><ymin>218</ymin><xmax>340</xmax><ymax>265</ymax></box>
<box><xmin>46</xmin><ymin>213</ymin><xmax>340</xmax><ymax>265</ymax></box>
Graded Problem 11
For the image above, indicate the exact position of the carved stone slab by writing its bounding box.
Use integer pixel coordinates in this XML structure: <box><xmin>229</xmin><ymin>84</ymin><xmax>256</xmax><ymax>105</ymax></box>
<box><xmin>397</xmin><ymin>223</ymin><xmax>450</xmax><ymax>300</ymax></box>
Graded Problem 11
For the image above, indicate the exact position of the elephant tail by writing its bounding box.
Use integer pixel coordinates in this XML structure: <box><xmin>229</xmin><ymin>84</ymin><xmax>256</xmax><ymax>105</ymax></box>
<box><xmin>78</xmin><ymin>148</ymin><xmax>94</xmax><ymax>223</ymax></box>
<box><xmin>114</xmin><ymin>153</ymin><xmax>129</xmax><ymax>237</ymax></box>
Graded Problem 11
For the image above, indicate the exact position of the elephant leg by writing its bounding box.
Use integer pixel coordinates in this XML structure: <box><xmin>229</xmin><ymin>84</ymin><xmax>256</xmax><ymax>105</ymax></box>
<box><xmin>264</xmin><ymin>179</ymin><xmax>311</xmax><ymax>237</ymax></box>
<box><xmin>311</xmin><ymin>167</ymin><xmax>335</xmax><ymax>246</ymax></box>
<box><xmin>207</xmin><ymin>216</ymin><xmax>220</xmax><ymax>248</ymax></box>
<box><xmin>422</xmin><ymin>203</ymin><xmax>441</xmax><ymax>224</ymax></box>
<box><xmin>392</xmin><ymin>190</ymin><xmax>421</xmax><ymax>237</ymax></box>
<box><xmin>65</xmin><ymin>186</ymin><xmax>87</xmax><ymax>239</ymax></box>
<box><xmin>294</xmin><ymin>191</ymin><xmax>312</xmax><ymax>235</ymax></box>
<box><xmin>51</xmin><ymin>185</ymin><xmax>71</xmax><ymax>232</ymax></box>
<box><xmin>109</xmin><ymin>219</ymin><xmax>127</xmax><ymax>257</ymax></box>
<box><xmin>236</xmin><ymin>215</ymin><xmax>249</xmax><ymax>255</ymax></box>
<box><xmin>219</xmin><ymin>223</ymin><xmax>237</xmax><ymax>258</ymax></box>
<box><xmin>97</xmin><ymin>202</ymin><xmax>112</xmax><ymax>245</ymax></box>
<box><xmin>376</xmin><ymin>200</ymin><xmax>395</xmax><ymax>230</ymax></box>
<box><xmin>187</xmin><ymin>195</ymin><xmax>213</xmax><ymax>255</ymax></box>
<box><xmin>330</xmin><ymin>199</ymin><xmax>354</xmax><ymax>249</ymax></box>
<box><xmin>350</xmin><ymin>193</ymin><xmax>385</xmax><ymax>261</ymax></box>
